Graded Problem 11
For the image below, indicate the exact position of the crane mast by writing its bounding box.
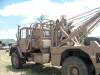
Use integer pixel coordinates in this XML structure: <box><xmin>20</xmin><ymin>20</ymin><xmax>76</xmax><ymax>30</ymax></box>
<box><xmin>52</xmin><ymin>9</ymin><xmax>100</xmax><ymax>47</ymax></box>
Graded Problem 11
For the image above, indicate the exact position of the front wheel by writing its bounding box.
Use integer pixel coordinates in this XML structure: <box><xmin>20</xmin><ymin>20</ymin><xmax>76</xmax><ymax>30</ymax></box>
<box><xmin>11</xmin><ymin>52</ymin><xmax>23</xmax><ymax>69</ymax></box>
<box><xmin>62</xmin><ymin>56</ymin><xmax>90</xmax><ymax>75</ymax></box>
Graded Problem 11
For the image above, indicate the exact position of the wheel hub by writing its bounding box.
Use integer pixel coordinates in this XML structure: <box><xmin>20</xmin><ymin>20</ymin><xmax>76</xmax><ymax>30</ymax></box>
<box><xmin>70</xmin><ymin>67</ymin><xmax>79</xmax><ymax>75</ymax></box>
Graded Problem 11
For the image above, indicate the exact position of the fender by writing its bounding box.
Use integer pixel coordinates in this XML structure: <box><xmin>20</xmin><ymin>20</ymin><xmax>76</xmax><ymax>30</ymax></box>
<box><xmin>10</xmin><ymin>46</ymin><xmax>24</xmax><ymax>58</ymax></box>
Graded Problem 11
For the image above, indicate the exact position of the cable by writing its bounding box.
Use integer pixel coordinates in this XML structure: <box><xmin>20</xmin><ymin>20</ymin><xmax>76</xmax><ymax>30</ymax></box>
<box><xmin>68</xmin><ymin>7</ymin><xmax>100</xmax><ymax>21</ymax></box>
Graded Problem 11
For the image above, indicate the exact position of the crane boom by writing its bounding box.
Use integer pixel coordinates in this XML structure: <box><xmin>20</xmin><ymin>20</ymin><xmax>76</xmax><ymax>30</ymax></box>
<box><xmin>58</xmin><ymin>12</ymin><xmax>100</xmax><ymax>46</ymax></box>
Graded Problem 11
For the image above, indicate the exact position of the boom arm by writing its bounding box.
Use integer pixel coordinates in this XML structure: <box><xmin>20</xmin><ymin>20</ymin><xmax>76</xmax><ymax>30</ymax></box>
<box><xmin>59</xmin><ymin>12</ymin><xmax>100</xmax><ymax>46</ymax></box>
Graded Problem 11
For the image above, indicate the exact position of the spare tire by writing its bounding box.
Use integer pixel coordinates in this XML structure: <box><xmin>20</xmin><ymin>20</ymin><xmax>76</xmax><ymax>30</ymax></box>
<box><xmin>84</xmin><ymin>37</ymin><xmax>100</xmax><ymax>45</ymax></box>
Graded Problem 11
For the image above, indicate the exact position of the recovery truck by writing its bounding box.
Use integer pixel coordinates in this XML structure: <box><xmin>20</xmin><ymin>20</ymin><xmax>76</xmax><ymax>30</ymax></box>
<box><xmin>10</xmin><ymin>7</ymin><xmax>100</xmax><ymax>75</ymax></box>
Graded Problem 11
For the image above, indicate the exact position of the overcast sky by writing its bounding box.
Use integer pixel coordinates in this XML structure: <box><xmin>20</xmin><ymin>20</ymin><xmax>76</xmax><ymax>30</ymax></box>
<box><xmin>0</xmin><ymin>0</ymin><xmax>100</xmax><ymax>40</ymax></box>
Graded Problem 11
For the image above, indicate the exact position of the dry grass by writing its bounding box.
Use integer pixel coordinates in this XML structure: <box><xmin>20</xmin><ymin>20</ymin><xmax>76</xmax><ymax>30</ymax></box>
<box><xmin>0</xmin><ymin>50</ymin><xmax>61</xmax><ymax>75</ymax></box>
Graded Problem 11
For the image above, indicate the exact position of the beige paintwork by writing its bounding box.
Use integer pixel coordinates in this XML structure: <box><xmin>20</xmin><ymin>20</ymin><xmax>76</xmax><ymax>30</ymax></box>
<box><xmin>19</xmin><ymin>38</ymin><xmax>28</xmax><ymax>52</ymax></box>
<box><xmin>32</xmin><ymin>53</ymin><xmax>50</xmax><ymax>63</ymax></box>
<box><xmin>15</xmin><ymin>8</ymin><xmax>100</xmax><ymax>74</ymax></box>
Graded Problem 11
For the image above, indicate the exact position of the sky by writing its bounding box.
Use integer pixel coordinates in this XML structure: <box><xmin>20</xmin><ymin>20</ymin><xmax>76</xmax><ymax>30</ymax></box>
<box><xmin>0</xmin><ymin>0</ymin><xmax>100</xmax><ymax>40</ymax></box>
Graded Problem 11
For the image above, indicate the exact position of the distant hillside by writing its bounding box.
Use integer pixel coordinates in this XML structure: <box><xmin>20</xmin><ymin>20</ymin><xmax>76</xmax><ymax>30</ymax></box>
<box><xmin>0</xmin><ymin>39</ymin><xmax>15</xmax><ymax>46</ymax></box>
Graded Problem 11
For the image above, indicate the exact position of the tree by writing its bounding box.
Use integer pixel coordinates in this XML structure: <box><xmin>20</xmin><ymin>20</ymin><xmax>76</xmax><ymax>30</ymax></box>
<box><xmin>0</xmin><ymin>41</ymin><xmax>2</xmax><ymax>47</ymax></box>
<box><xmin>37</xmin><ymin>15</ymin><xmax>48</xmax><ymax>23</ymax></box>
<box><xmin>8</xmin><ymin>43</ymin><xmax>12</xmax><ymax>47</ymax></box>
<box><xmin>2</xmin><ymin>43</ymin><xmax>6</xmax><ymax>47</ymax></box>
<box><xmin>0</xmin><ymin>41</ymin><xmax>2</xmax><ymax>44</ymax></box>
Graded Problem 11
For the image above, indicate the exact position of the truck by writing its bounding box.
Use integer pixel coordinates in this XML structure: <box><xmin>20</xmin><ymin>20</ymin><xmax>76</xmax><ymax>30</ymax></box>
<box><xmin>9</xmin><ymin>7</ymin><xmax>100</xmax><ymax>75</ymax></box>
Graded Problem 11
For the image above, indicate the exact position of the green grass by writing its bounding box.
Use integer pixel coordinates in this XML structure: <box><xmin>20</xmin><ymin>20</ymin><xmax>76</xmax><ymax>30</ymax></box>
<box><xmin>6</xmin><ymin>65</ymin><xmax>36</xmax><ymax>75</ymax></box>
<box><xmin>6</xmin><ymin>64</ymin><xmax>61</xmax><ymax>75</ymax></box>
<box><xmin>0</xmin><ymin>50</ymin><xmax>61</xmax><ymax>75</ymax></box>
<box><xmin>6</xmin><ymin>63</ymin><xmax>61</xmax><ymax>75</ymax></box>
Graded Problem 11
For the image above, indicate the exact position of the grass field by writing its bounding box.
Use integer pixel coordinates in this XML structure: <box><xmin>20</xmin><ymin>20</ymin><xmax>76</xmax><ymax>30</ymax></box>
<box><xmin>0</xmin><ymin>50</ymin><xmax>61</xmax><ymax>75</ymax></box>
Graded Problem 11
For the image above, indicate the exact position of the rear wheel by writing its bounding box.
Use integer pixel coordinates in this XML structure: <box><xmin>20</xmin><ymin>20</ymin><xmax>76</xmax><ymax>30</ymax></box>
<box><xmin>11</xmin><ymin>52</ymin><xmax>23</xmax><ymax>69</ymax></box>
<box><xmin>62</xmin><ymin>56</ymin><xmax>90</xmax><ymax>75</ymax></box>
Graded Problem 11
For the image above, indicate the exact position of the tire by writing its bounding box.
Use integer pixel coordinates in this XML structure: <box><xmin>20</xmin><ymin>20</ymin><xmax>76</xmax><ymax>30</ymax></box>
<box><xmin>62</xmin><ymin>56</ymin><xmax>90</xmax><ymax>75</ymax></box>
<box><xmin>11</xmin><ymin>52</ymin><xmax>23</xmax><ymax>69</ymax></box>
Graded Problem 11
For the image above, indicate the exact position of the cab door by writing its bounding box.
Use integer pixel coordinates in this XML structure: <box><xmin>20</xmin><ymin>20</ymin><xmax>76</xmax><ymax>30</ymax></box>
<box><xmin>19</xmin><ymin>29</ymin><xmax>28</xmax><ymax>52</ymax></box>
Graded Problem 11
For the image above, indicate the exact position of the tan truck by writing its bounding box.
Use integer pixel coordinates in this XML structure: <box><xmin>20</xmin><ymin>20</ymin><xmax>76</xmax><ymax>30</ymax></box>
<box><xmin>10</xmin><ymin>7</ymin><xmax>100</xmax><ymax>75</ymax></box>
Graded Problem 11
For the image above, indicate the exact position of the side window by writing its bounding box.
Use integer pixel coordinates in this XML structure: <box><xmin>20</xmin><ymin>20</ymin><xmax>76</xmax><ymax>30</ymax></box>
<box><xmin>21</xmin><ymin>29</ymin><xmax>26</xmax><ymax>38</ymax></box>
<box><xmin>44</xmin><ymin>30</ymin><xmax>50</xmax><ymax>37</ymax></box>
<box><xmin>26</xmin><ymin>29</ymin><xmax>31</xmax><ymax>38</ymax></box>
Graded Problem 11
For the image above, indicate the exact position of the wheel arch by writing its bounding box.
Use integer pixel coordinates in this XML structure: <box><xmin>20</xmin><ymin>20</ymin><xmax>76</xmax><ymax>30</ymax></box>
<box><xmin>61</xmin><ymin>49</ymin><xmax>92</xmax><ymax>65</ymax></box>
<box><xmin>60</xmin><ymin>49</ymin><xmax>96</xmax><ymax>75</ymax></box>
<box><xmin>10</xmin><ymin>47</ymin><xmax>17</xmax><ymax>56</ymax></box>
<box><xmin>10</xmin><ymin>47</ymin><xmax>24</xmax><ymax>58</ymax></box>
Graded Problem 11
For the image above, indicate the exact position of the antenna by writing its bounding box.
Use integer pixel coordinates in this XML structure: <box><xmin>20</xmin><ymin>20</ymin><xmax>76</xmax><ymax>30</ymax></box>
<box><xmin>17</xmin><ymin>25</ymin><xmax>21</xmax><ymax>41</ymax></box>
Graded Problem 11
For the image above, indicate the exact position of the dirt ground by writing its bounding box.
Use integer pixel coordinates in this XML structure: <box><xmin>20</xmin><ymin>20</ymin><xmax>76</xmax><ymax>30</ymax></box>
<box><xmin>0</xmin><ymin>50</ymin><xmax>61</xmax><ymax>75</ymax></box>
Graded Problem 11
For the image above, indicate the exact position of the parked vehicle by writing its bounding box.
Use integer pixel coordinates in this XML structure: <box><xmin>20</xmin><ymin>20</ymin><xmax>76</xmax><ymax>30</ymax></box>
<box><xmin>10</xmin><ymin>7</ymin><xmax>100</xmax><ymax>75</ymax></box>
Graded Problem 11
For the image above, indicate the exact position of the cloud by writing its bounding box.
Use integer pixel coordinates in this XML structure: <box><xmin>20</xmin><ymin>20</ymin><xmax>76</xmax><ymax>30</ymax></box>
<box><xmin>0</xmin><ymin>0</ymin><xmax>100</xmax><ymax>39</ymax></box>
<box><xmin>0</xmin><ymin>0</ymin><xmax>99</xmax><ymax>22</ymax></box>
<box><xmin>0</xmin><ymin>0</ymin><xmax>61</xmax><ymax>17</ymax></box>
<box><xmin>20</xmin><ymin>16</ymin><xmax>38</xmax><ymax>24</ymax></box>
<box><xmin>0</xmin><ymin>29</ymin><xmax>17</xmax><ymax>40</ymax></box>
<box><xmin>0</xmin><ymin>0</ymin><xmax>100</xmax><ymax>18</ymax></box>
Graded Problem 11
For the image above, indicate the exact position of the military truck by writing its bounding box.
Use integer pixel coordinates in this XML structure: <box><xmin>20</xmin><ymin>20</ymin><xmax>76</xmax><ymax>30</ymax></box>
<box><xmin>10</xmin><ymin>7</ymin><xmax>100</xmax><ymax>75</ymax></box>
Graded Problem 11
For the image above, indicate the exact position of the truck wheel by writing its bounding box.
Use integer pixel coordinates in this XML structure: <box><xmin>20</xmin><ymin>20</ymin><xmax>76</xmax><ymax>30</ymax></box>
<box><xmin>62</xmin><ymin>56</ymin><xmax>89</xmax><ymax>75</ymax></box>
<box><xmin>11</xmin><ymin>52</ymin><xmax>23</xmax><ymax>69</ymax></box>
